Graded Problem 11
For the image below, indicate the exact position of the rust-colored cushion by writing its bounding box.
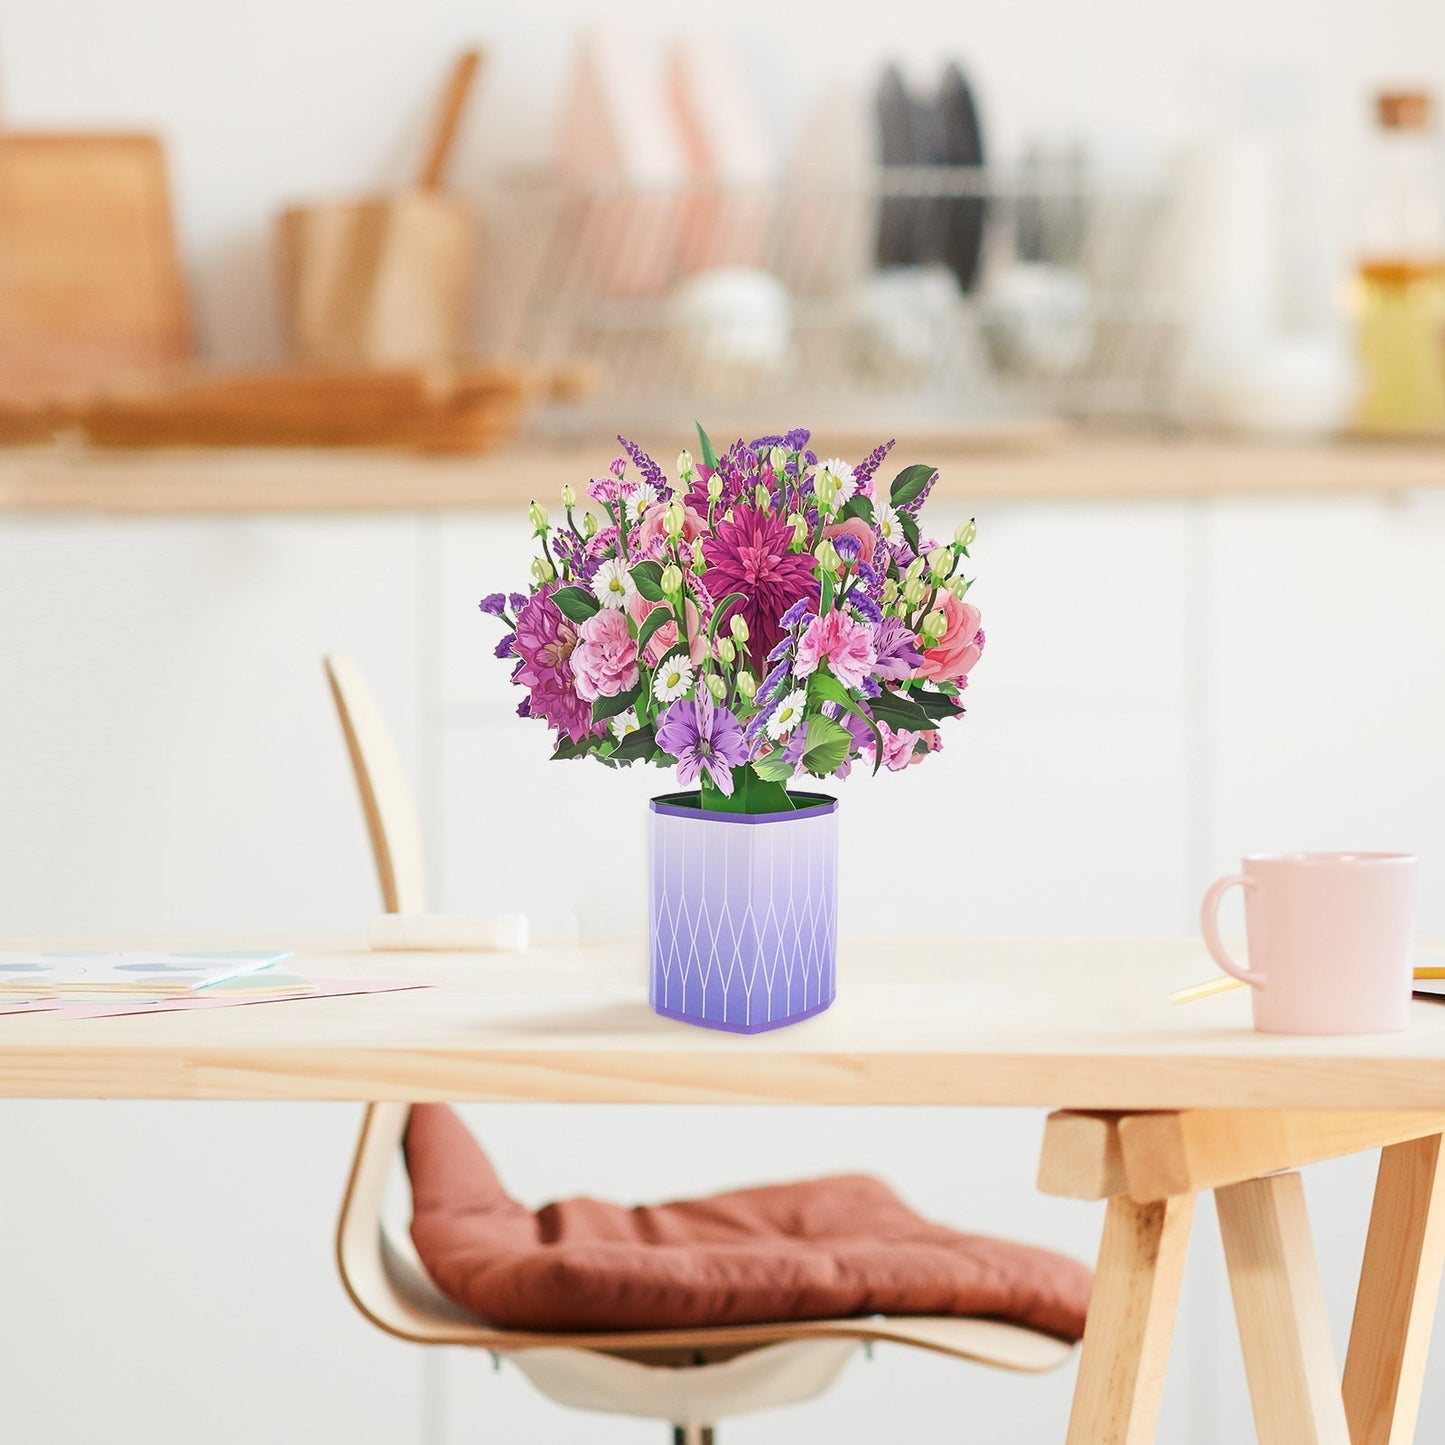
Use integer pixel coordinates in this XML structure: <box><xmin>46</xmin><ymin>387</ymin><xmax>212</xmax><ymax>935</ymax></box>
<box><xmin>405</xmin><ymin>1105</ymin><xmax>1092</xmax><ymax>1341</ymax></box>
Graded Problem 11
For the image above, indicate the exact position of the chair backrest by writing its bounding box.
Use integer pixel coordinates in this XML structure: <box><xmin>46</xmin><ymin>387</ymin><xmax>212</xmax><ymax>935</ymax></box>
<box><xmin>324</xmin><ymin>654</ymin><xmax>428</xmax><ymax>914</ymax></box>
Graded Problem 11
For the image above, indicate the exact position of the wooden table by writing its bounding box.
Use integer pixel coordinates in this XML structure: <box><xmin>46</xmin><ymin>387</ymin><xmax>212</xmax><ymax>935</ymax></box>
<box><xmin>7</xmin><ymin>934</ymin><xmax>1445</xmax><ymax>1444</ymax></box>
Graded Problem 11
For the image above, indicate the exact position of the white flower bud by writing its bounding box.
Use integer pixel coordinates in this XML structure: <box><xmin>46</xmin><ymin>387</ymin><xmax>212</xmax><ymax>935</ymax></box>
<box><xmin>769</xmin><ymin>445</ymin><xmax>790</xmax><ymax>474</ymax></box>
<box><xmin>714</xmin><ymin>636</ymin><xmax>736</xmax><ymax>664</ymax></box>
<box><xmin>754</xmin><ymin>482</ymin><xmax>771</xmax><ymax>509</ymax></box>
<box><xmin>729</xmin><ymin>614</ymin><xmax>749</xmax><ymax>643</ymax></box>
<box><xmin>707</xmin><ymin>473</ymin><xmax>723</xmax><ymax>502</ymax></box>
<box><xmin>789</xmin><ymin>513</ymin><xmax>808</xmax><ymax>549</ymax></box>
<box><xmin>659</xmin><ymin>563</ymin><xmax>683</xmax><ymax>594</ymax></box>
<box><xmin>955</xmin><ymin>518</ymin><xmax>977</xmax><ymax>547</ymax></box>
<box><xmin>705</xmin><ymin>673</ymin><xmax>728</xmax><ymax>701</ymax></box>
<box><xmin>921</xmin><ymin>609</ymin><xmax>949</xmax><ymax>643</ymax></box>
<box><xmin>676</xmin><ymin>449</ymin><xmax>696</xmax><ymax>484</ymax></box>
<box><xmin>736</xmin><ymin>670</ymin><xmax>758</xmax><ymax>700</ymax></box>
<box><xmin>527</xmin><ymin>501</ymin><xmax>549</xmax><ymax>532</ymax></box>
<box><xmin>561</xmin><ymin>483</ymin><xmax>576</xmax><ymax>509</ymax></box>
<box><xmin>813</xmin><ymin>538</ymin><xmax>840</xmax><ymax>571</ymax></box>
<box><xmin>664</xmin><ymin>501</ymin><xmax>686</xmax><ymax>540</ymax></box>
<box><xmin>902</xmin><ymin>577</ymin><xmax>926</xmax><ymax>607</ymax></box>
<box><xmin>531</xmin><ymin>556</ymin><xmax>555</xmax><ymax>586</ymax></box>
<box><xmin>582</xmin><ymin>512</ymin><xmax>599</xmax><ymax>540</ymax></box>
<box><xmin>927</xmin><ymin>546</ymin><xmax>952</xmax><ymax>580</ymax></box>
<box><xmin>882</xmin><ymin>578</ymin><xmax>900</xmax><ymax>605</ymax></box>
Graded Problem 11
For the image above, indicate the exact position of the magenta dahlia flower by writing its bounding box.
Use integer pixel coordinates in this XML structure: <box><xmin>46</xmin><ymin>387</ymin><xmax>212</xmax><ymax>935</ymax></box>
<box><xmin>701</xmin><ymin>506</ymin><xmax>817</xmax><ymax>668</ymax></box>
<box><xmin>512</xmin><ymin>590</ymin><xmax>601</xmax><ymax>743</ymax></box>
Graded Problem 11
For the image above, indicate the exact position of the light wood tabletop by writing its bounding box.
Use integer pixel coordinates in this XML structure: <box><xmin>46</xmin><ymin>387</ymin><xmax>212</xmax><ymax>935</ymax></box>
<box><xmin>2</xmin><ymin>434</ymin><xmax>1443</xmax><ymax>514</ymax></box>
<box><xmin>6</xmin><ymin>935</ymin><xmax>1445</xmax><ymax>1107</ymax></box>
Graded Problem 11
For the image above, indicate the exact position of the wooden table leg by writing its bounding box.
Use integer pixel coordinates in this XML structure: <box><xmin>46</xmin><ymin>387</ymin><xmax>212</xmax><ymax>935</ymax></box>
<box><xmin>1065</xmin><ymin>1192</ymin><xmax>1194</xmax><ymax>1445</ymax></box>
<box><xmin>1343</xmin><ymin>1133</ymin><xmax>1445</xmax><ymax>1445</ymax></box>
<box><xmin>1216</xmin><ymin>1172</ymin><xmax>1350</xmax><ymax>1445</ymax></box>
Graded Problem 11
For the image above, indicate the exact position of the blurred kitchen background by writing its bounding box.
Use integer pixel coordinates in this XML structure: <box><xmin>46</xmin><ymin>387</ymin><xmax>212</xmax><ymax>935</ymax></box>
<box><xmin>2</xmin><ymin>1</ymin><xmax>1445</xmax><ymax>1442</ymax></box>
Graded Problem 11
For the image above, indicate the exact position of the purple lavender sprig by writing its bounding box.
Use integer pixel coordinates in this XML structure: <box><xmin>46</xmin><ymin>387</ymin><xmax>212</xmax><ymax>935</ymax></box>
<box><xmin>616</xmin><ymin>436</ymin><xmax>672</xmax><ymax>498</ymax></box>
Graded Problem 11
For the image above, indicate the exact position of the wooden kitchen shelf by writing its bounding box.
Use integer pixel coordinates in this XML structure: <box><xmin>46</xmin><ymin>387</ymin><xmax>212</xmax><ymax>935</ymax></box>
<box><xmin>0</xmin><ymin>432</ymin><xmax>1441</xmax><ymax>515</ymax></box>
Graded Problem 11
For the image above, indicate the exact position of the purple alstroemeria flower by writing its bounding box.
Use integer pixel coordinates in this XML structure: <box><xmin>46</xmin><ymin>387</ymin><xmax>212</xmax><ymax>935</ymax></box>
<box><xmin>495</xmin><ymin>634</ymin><xmax>516</xmax><ymax>658</ymax></box>
<box><xmin>656</xmin><ymin>692</ymin><xmax>749</xmax><ymax>796</ymax></box>
<box><xmin>509</xmin><ymin>592</ymin><xmax>528</xmax><ymax>614</ymax></box>
<box><xmin>873</xmin><ymin>616</ymin><xmax>924</xmax><ymax>682</ymax></box>
<box><xmin>831</xmin><ymin>532</ymin><xmax>863</xmax><ymax>563</ymax></box>
<box><xmin>479</xmin><ymin>592</ymin><xmax>507</xmax><ymax>617</ymax></box>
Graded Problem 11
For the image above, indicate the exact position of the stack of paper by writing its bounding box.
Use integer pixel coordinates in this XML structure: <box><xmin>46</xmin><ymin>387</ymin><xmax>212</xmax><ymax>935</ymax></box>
<box><xmin>0</xmin><ymin>950</ymin><xmax>299</xmax><ymax>1000</ymax></box>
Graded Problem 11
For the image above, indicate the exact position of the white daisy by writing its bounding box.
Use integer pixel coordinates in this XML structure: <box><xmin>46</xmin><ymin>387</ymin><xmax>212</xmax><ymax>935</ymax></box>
<box><xmin>613</xmin><ymin>709</ymin><xmax>641</xmax><ymax>738</ymax></box>
<box><xmin>652</xmin><ymin>654</ymin><xmax>695</xmax><ymax>704</ymax></box>
<box><xmin>877</xmin><ymin>503</ymin><xmax>903</xmax><ymax>546</ymax></box>
<box><xmin>818</xmin><ymin>458</ymin><xmax>858</xmax><ymax>504</ymax></box>
<box><xmin>766</xmin><ymin>687</ymin><xmax>808</xmax><ymax>741</ymax></box>
<box><xmin>591</xmin><ymin>558</ymin><xmax>635</xmax><ymax>610</ymax></box>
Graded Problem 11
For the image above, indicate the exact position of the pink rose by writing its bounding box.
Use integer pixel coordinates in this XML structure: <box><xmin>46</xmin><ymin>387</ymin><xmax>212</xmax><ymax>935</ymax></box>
<box><xmin>635</xmin><ymin>502</ymin><xmax>708</xmax><ymax>556</ymax></box>
<box><xmin>795</xmin><ymin>610</ymin><xmax>878</xmax><ymax>690</ymax></box>
<box><xmin>571</xmin><ymin>608</ymin><xmax>640</xmax><ymax>702</ymax></box>
<box><xmin>626</xmin><ymin>593</ymin><xmax>705</xmax><ymax>667</ymax></box>
<box><xmin>917</xmin><ymin>593</ymin><xmax>984</xmax><ymax>683</ymax></box>
<box><xmin>821</xmin><ymin>516</ymin><xmax>876</xmax><ymax>566</ymax></box>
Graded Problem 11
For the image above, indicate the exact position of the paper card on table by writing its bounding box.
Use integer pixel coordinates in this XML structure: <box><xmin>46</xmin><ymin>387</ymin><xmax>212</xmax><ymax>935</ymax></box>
<box><xmin>0</xmin><ymin>950</ymin><xmax>293</xmax><ymax>998</ymax></box>
<box><xmin>0</xmin><ymin>1000</ymin><xmax>57</xmax><ymax>1016</ymax></box>
<box><xmin>59</xmin><ymin>978</ymin><xmax>427</xmax><ymax>1019</ymax></box>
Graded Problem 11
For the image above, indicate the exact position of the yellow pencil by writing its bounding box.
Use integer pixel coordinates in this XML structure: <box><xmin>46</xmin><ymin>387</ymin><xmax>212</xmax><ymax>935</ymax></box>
<box><xmin>1171</xmin><ymin>964</ymin><xmax>1445</xmax><ymax>1005</ymax></box>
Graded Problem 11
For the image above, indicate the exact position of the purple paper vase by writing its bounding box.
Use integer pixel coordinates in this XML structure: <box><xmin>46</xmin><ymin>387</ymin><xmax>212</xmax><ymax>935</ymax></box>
<box><xmin>648</xmin><ymin>791</ymin><xmax>839</xmax><ymax>1033</ymax></box>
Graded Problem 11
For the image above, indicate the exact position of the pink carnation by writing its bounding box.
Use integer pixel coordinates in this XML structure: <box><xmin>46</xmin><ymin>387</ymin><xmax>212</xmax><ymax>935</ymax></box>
<box><xmin>571</xmin><ymin>608</ymin><xmax>640</xmax><ymax>702</ymax></box>
<box><xmin>795</xmin><ymin>611</ymin><xmax>877</xmax><ymax>689</ymax></box>
<box><xmin>917</xmin><ymin>593</ymin><xmax>984</xmax><ymax>683</ymax></box>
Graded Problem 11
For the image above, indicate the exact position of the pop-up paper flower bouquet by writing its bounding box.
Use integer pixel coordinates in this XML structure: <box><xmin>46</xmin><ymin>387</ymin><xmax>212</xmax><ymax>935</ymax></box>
<box><xmin>480</xmin><ymin>427</ymin><xmax>983</xmax><ymax>1032</ymax></box>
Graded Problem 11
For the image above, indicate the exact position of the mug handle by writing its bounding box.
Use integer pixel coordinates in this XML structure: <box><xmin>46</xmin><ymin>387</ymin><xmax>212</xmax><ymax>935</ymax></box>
<box><xmin>1201</xmin><ymin>874</ymin><xmax>1267</xmax><ymax>988</ymax></box>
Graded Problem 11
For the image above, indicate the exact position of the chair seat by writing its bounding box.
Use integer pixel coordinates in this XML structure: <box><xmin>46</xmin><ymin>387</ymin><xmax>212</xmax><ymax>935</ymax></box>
<box><xmin>404</xmin><ymin>1105</ymin><xmax>1092</xmax><ymax>1341</ymax></box>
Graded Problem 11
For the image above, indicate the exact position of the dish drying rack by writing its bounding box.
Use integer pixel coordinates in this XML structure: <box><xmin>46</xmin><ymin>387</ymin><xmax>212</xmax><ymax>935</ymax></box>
<box><xmin>477</xmin><ymin>167</ymin><xmax>1185</xmax><ymax>441</ymax></box>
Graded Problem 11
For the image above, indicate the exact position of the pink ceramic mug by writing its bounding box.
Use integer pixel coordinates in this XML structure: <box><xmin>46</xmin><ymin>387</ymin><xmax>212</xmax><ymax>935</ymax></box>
<box><xmin>1201</xmin><ymin>852</ymin><xmax>1418</xmax><ymax>1034</ymax></box>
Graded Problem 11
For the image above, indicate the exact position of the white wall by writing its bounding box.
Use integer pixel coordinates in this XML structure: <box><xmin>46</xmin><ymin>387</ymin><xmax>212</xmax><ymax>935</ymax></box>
<box><xmin>1</xmin><ymin>0</ymin><xmax>1442</xmax><ymax>363</ymax></box>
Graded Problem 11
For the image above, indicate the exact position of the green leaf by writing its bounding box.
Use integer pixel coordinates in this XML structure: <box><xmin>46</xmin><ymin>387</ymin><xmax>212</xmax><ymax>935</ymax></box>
<box><xmin>838</xmin><ymin>495</ymin><xmax>877</xmax><ymax>526</ymax></box>
<box><xmin>911</xmin><ymin>687</ymin><xmax>965</xmax><ymax>722</ymax></box>
<box><xmin>800</xmin><ymin>715</ymin><xmax>851</xmax><ymax>776</ymax></box>
<box><xmin>590</xmin><ymin>684</ymin><xmax>640</xmax><ymax>724</ymax></box>
<box><xmin>890</xmin><ymin>464</ymin><xmax>937</xmax><ymax>511</ymax></box>
<box><xmin>552</xmin><ymin>586</ymin><xmax>599</xmax><ymax>622</ymax></box>
<box><xmin>630</xmin><ymin>560</ymin><xmax>666</xmax><ymax>601</ymax></box>
<box><xmin>809</xmin><ymin>668</ymin><xmax>884</xmax><ymax>775</ymax></box>
<box><xmin>868</xmin><ymin>689</ymin><xmax>933</xmax><ymax>733</ymax></box>
<box><xmin>635</xmin><ymin>606</ymin><xmax>672</xmax><ymax>653</ymax></box>
<box><xmin>610</xmin><ymin>724</ymin><xmax>658</xmax><ymax>763</ymax></box>
<box><xmin>899</xmin><ymin>510</ymin><xmax>921</xmax><ymax>556</ymax></box>
<box><xmin>819</xmin><ymin>565</ymin><xmax>835</xmax><ymax>616</ymax></box>
<box><xmin>551</xmin><ymin>732</ymin><xmax>601</xmax><ymax>761</ymax></box>
<box><xmin>707</xmin><ymin>591</ymin><xmax>747</xmax><ymax>645</ymax></box>
<box><xmin>695</xmin><ymin>421</ymin><xmax>720</xmax><ymax>471</ymax></box>
<box><xmin>751</xmin><ymin>749</ymin><xmax>796</xmax><ymax>783</ymax></box>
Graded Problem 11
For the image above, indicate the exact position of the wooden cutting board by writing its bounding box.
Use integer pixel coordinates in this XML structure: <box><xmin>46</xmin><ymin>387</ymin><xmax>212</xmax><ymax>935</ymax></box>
<box><xmin>277</xmin><ymin>51</ymin><xmax>482</xmax><ymax>367</ymax></box>
<box><xmin>0</xmin><ymin>134</ymin><xmax>192</xmax><ymax>399</ymax></box>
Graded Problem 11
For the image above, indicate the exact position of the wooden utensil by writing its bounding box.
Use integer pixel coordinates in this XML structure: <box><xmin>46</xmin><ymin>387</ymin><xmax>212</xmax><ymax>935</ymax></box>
<box><xmin>0</xmin><ymin>134</ymin><xmax>192</xmax><ymax>400</ymax></box>
<box><xmin>277</xmin><ymin>50</ymin><xmax>484</xmax><ymax>368</ymax></box>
